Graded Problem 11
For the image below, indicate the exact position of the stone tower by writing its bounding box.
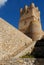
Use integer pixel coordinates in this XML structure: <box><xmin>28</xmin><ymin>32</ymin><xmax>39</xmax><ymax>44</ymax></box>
<box><xmin>19</xmin><ymin>3</ymin><xmax>42</xmax><ymax>41</ymax></box>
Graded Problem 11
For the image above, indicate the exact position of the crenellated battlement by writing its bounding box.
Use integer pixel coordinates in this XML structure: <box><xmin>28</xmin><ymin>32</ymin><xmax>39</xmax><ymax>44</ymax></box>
<box><xmin>19</xmin><ymin>3</ymin><xmax>42</xmax><ymax>41</ymax></box>
<box><xmin>20</xmin><ymin>3</ymin><xmax>40</xmax><ymax>17</ymax></box>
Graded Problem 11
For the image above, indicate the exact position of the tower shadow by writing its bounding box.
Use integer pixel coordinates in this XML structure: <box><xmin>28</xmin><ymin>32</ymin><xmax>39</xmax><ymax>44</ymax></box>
<box><xmin>30</xmin><ymin>39</ymin><xmax>44</xmax><ymax>58</ymax></box>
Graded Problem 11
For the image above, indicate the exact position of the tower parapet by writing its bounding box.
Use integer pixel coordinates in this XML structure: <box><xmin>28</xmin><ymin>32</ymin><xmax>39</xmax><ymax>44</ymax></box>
<box><xmin>19</xmin><ymin>3</ymin><xmax>42</xmax><ymax>41</ymax></box>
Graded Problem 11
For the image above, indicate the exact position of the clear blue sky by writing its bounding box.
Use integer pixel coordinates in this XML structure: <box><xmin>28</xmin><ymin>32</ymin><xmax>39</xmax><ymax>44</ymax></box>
<box><xmin>0</xmin><ymin>0</ymin><xmax>44</xmax><ymax>30</ymax></box>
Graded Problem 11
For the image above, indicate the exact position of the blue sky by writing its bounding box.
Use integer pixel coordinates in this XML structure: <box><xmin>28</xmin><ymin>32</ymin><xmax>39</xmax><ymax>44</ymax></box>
<box><xmin>0</xmin><ymin>0</ymin><xmax>44</xmax><ymax>30</ymax></box>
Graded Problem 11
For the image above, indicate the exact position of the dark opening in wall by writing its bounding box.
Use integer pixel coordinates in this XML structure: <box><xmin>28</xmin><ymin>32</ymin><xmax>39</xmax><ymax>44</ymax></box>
<box><xmin>31</xmin><ymin>38</ymin><xmax>44</xmax><ymax>58</ymax></box>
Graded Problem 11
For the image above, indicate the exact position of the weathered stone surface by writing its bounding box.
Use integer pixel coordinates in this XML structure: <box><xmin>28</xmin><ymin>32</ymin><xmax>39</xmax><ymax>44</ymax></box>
<box><xmin>19</xmin><ymin>3</ymin><xmax>42</xmax><ymax>41</ymax></box>
<box><xmin>0</xmin><ymin>18</ymin><xmax>33</xmax><ymax>60</ymax></box>
<box><xmin>0</xmin><ymin>2</ymin><xmax>44</xmax><ymax>65</ymax></box>
<box><xmin>0</xmin><ymin>58</ymin><xmax>36</xmax><ymax>65</ymax></box>
<box><xmin>0</xmin><ymin>58</ymin><xmax>44</xmax><ymax>65</ymax></box>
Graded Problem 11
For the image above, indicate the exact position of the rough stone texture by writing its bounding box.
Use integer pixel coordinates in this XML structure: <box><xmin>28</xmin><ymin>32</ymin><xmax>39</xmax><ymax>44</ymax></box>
<box><xmin>0</xmin><ymin>58</ymin><xmax>44</xmax><ymax>65</ymax></box>
<box><xmin>0</xmin><ymin>58</ymin><xmax>36</xmax><ymax>65</ymax></box>
<box><xmin>19</xmin><ymin>3</ymin><xmax>42</xmax><ymax>41</ymax></box>
<box><xmin>0</xmin><ymin>3</ymin><xmax>44</xmax><ymax>65</ymax></box>
<box><xmin>0</xmin><ymin>18</ymin><xmax>44</xmax><ymax>64</ymax></box>
<box><xmin>0</xmin><ymin>18</ymin><xmax>34</xmax><ymax>60</ymax></box>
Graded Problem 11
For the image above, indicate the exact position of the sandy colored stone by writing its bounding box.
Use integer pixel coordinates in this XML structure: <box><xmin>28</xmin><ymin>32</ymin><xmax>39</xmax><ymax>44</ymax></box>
<box><xmin>19</xmin><ymin>3</ymin><xmax>42</xmax><ymax>41</ymax></box>
<box><xmin>0</xmin><ymin>3</ymin><xmax>44</xmax><ymax>65</ymax></box>
<box><xmin>0</xmin><ymin>18</ymin><xmax>33</xmax><ymax>60</ymax></box>
<box><xmin>0</xmin><ymin>58</ymin><xmax>44</xmax><ymax>65</ymax></box>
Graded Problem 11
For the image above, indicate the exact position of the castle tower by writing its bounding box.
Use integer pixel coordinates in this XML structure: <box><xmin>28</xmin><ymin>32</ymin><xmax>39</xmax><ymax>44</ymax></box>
<box><xmin>19</xmin><ymin>3</ymin><xmax>42</xmax><ymax>41</ymax></box>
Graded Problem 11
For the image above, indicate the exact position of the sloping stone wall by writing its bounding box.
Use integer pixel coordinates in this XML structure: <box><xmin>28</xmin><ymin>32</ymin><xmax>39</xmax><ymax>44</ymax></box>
<box><xmin>0</xmin><ymin>18</ymin><xmax>33</xmax><ymax>60</ymax></box>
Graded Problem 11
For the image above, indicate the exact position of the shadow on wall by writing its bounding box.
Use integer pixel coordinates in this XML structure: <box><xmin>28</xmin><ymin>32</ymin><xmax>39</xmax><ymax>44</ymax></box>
<box><xmin>34</xmin><ymin>59</ymin><xmax>44</xmax><ymax>65</ymax></box>
<box><xmin>31</xmin><ymin>39</ymin><xmax>44</xmax><ymax>58</ymax></box>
